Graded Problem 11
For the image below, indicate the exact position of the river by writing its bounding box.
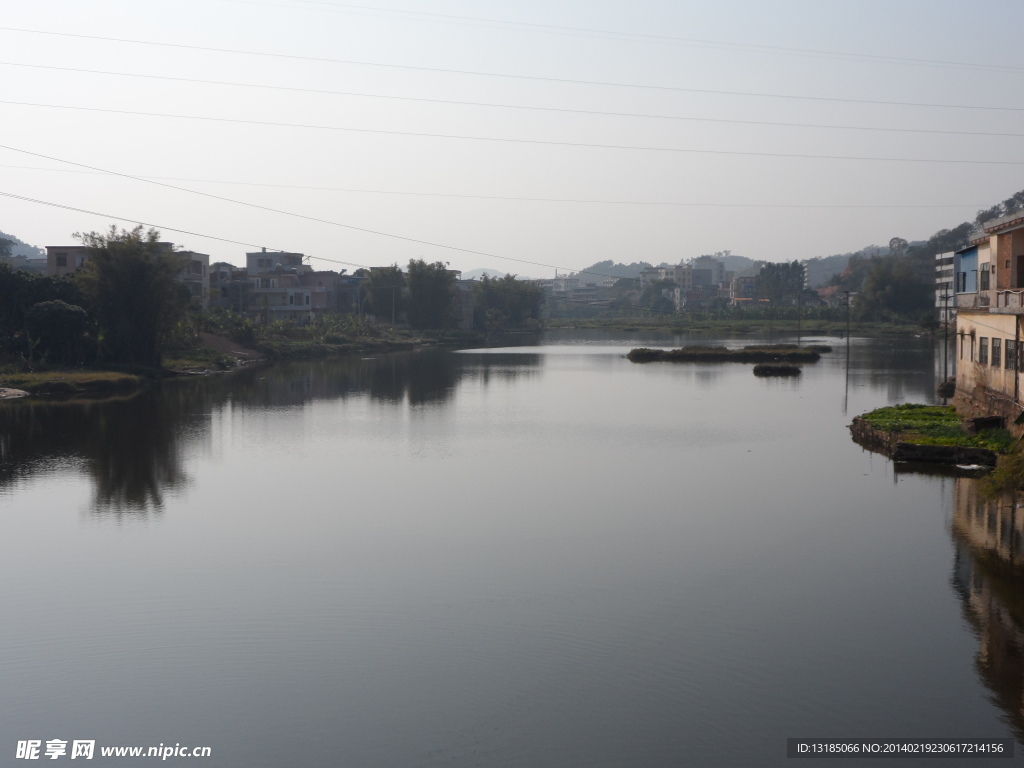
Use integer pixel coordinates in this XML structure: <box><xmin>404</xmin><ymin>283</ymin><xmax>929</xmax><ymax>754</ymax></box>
<box><xmin>1</xmin><ymin>330</ymin><xmax>1019</xmax><ymax>766</ymax></box>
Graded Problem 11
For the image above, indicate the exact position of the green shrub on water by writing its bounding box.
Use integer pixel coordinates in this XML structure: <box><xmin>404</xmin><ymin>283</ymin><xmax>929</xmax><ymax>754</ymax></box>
<box><xmin>860</xmin><ymin>404</ymin><xmax>1016</xmax><ymax>453</ymax></box>
<box><xmin>983</xmin><ymin>449</ymin><xmax>1024</xmax><ymax>497</ymax></box>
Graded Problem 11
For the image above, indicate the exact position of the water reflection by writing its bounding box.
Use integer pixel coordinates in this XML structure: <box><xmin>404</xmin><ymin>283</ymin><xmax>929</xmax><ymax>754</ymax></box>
<box><xmin>0</xmin><ymin>391</ymin><xmax>195</xmax><ymax>514</ymax></box>
<box><xmin>952</xmin><ymin>477</ymin><xmax>1024</xmax><ymax>741</ymax></box>
<box><xmin>0</xmin><ymin>350</ymin><xmax>541</xmax><ymax>513</ymax></box>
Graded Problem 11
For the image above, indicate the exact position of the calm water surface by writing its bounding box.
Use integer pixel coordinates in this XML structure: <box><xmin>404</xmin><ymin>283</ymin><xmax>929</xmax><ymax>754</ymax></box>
<box><xmin>2</xmin><ymin>330</ymin><xmax>1020</xmax><ymax>766</ymax></box>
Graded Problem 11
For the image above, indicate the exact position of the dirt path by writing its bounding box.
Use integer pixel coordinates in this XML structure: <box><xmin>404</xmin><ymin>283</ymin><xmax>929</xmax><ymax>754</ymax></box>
<box><xmin>198</xmin><ymin>333</ymin><xmax>265</xmax><ymax>362</ymax></box>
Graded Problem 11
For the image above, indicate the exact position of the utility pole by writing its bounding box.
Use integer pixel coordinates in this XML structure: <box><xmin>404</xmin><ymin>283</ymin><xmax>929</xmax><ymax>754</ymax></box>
<box><xmin>941</xmin><ymin>293</ymin><xmax>951</xmax><ymax>385</ymax></box>
<box><xmin>796</xmin><ymin>291</ymin><xmax>802</xmax><ymax>345</ymax></box>
<box><xmin>844</xmin><ymin>290</ymin><xmax>851</xmax><ymax>356</ymax></box>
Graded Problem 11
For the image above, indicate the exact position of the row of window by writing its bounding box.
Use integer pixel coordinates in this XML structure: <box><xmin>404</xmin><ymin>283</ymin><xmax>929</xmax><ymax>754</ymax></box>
<box><xmin>968</xmin><ymin>336</ymin><xmax>1021</xmax><ymax>371</ymax></box>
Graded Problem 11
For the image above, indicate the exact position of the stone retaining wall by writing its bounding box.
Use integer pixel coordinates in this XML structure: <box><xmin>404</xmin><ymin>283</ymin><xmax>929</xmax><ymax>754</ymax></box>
<box><xmin>849</xmin><ymin>417</ymin><xmax>997</xmax><ymax>467</ymax></box>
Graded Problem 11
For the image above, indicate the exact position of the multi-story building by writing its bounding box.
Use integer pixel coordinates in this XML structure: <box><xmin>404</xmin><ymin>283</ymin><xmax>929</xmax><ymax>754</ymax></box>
<box><xmin>177</xmin><ymin>251</ymin><xmax>210</xmax><ymax>310</ymax></box>
<box><xmin>246</xmin><ymin>249</ymin><xmax>310</xmax><ymax>275</ymax></box>
<box><xmin>954</xmin><ymin>213</ymin><xmax>1024</xmax><ymax>426</ymax></box>
<box><xmin>691</xmin><ymin>256</ymin><xmax>726</xmax><ymax>286</ymax></box>
<box><xmin>935</xmin><ymin>251</ymin><xmax>956</xmax><ymax>323</ymax></box>
<box><xmin>729</xmin><ymin>275</ymin><xmax>758</xmax><ymax>307</ymax></box>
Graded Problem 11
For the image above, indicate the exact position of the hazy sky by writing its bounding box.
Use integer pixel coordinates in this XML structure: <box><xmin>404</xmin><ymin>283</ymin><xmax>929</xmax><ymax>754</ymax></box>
<box><xmin>2</xmin><ymin>0</ymin><xmax>1024</xmax><ymax>276</ymax></box>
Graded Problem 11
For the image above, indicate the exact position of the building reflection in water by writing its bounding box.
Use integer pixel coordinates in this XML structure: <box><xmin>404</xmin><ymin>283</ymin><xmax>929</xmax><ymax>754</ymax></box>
<box><xmin>952</xmin><ymin>477</ymin><xmax>1024</xmax><ymax>742</ymax></box>
<box><xmin>0</xmin><ymin>350</ymin><xmax>541</xmax><ymax>515</ymax></box>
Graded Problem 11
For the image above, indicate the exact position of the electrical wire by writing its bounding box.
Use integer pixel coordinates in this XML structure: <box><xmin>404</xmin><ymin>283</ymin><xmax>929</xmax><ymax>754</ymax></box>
<box><xmin>0</xmin><ymin>188</ymin><xmax>612</xmax><ymax>305</ymax></box>
<box><xmin>0</xmin><ymin>163</ymin><xmax>988</xmax><ymax>210</ymax></box>
<box><xmin>3</xmin><ymin>25</ymin><xmax>1019</xmax><ymax>99</ymax></box>
<box><xmin>225</xmin><ymin>0</ymin><xmax>1024</xmax><ymax>75</ymax></box>
<box><xmin>11</xmin><ymin>60</ymin><xmax>1024</xmax><ymax>130</ymax></box>
<box><xmin>3</xmin><ymin>100</ymin><xmax>1023</xmax><ymax>166</ymax></box>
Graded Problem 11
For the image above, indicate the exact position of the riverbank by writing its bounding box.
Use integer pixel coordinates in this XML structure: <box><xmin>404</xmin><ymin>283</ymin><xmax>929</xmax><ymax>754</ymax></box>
<box><xmin>1</xmin><ymin>328</ymin><xmax>490</xmax><ymax>397</ymax></box>
<box><xmin>546</xmin><ymin>317</ymin><xmax>924</xmax><ymax>336</ymax></box>
<box><xmin>0</xmin><ymin>369</ymin><xmax>149</xmax><ymax>395</ymax></box>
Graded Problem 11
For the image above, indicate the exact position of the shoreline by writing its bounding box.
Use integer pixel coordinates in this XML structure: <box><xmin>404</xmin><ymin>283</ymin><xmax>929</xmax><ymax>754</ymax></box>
<box><xmin>0</xmin><ymin>330</ymin><xmax>493</xmax><ymax>397</ymax></box>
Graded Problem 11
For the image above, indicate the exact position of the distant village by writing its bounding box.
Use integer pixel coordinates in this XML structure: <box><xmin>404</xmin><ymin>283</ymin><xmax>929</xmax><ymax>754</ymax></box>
<box><xmin>2</xmin><ymin>238</ymin><xmax>826</xmax><ymax>324</ymax></box>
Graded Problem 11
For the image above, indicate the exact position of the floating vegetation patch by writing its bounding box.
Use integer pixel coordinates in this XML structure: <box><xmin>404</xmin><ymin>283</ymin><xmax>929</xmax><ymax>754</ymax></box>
<box><xmin>627</xmin><ymin>345</ymin><xmax>821</xmax><ymax>363</ymax></box>
<box><xmin>851</xmin><ymin>405</ymin><xmax>1011</xmax><ymax>460</ymax></box>
<box><xmin>753</xmin><ymin>363</ymin><xmax>801</xmax><ymax>377</ymax></box>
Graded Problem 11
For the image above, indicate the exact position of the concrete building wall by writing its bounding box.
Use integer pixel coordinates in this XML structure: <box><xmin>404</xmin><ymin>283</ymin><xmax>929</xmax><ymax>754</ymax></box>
<box><xmin>955</xmin><ymin>310</ymin><xmax>1022</xmax><ymax>428</ymax></box>
<box><xmin>45</xmin><ymin>245</ymin><xmax>89</xmax><ymax>277</ymax></box>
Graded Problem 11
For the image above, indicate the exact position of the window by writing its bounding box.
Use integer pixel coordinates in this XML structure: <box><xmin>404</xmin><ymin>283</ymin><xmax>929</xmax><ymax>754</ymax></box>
<box><xmin>55</xmin><ymin>255</ymin><xmax>66</xmax><ymax>267</ymax></box>
<box><xmin>289</xmin><ymin>294</ymin><xmax>294</xmax><ymax>305</ymax></box>
<box><xmin>1007</xmin><ymin>340</ymin><xmax>1017</xmax><ymax>370</ymax></box>
<box><xmin>992</xmin><ymin>338</ymin><xmax>1001</xmax><ymax>367</ymax></box>
<box><xmin>980</xmin><ymin>337</ymin><xmax>989</xmax><ymax>364</ymax></box>
<box><xmin>305</xmin><ymin>295</ymin><xmax>310</xmax><ymax>305</ymax></box>
<box><xmin>960</xmin><ymin>334</ymin><xmax>965</xmax><ymax>359</ymax></box>
<box><xmin>981</xmin><ymin>267</ymin><xmax>990</xmax><ymax>291</ymax></box>
<box><xmin>958</xmin><ymin>272</ymin><xmax>967</xmax><ymax>292</ymax></box>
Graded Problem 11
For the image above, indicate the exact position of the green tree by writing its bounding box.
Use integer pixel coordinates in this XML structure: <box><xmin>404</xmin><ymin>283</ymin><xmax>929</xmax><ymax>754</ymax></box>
<box><xmin>406</xmin><ymin>259</ymin><xmax>456</xmax><ymax>329</ymax></box>
<box><xmin>0</xmin><ymin>263</ymin><xmax>85</xmax><ymax>361</ymax></box>
<box><xmin>472</xmin><ymin>274</ymin><xmax>543</xmax><ymax>331</ymax></box>
<box><xmin>638</xmin><ymin>279</ymin><xmax>676</xmax><ymax>314</ymax></box>
<box><xmin>756</xmin><ymin>261</ymin><xmax>805</xmax><ymax>303</ymax></box>
<box><xmin>855</xmin><ymin>256</ymin><xmax>932</xmax><ymax>320</ymax></box>
<box><xmin>364</xmin><ymin>264</ymin><xmax>406</xmax><ymax>322</ymax></box>
<box><xmin>75</xmin><ymin>226</ymin><xmax>188</xmax><ymax>367</ymax></box>
<box><xmin>26</xmin><ymin>300</ymin><xmax>92</xmax><ymax>365</ymax></box>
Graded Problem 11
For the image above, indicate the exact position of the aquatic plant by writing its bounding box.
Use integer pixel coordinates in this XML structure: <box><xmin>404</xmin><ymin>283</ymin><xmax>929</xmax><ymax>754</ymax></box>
<box><xmin>753</xmin><ymin>363</ymin><xmax>801</xmax><ymax>377</ymax></box>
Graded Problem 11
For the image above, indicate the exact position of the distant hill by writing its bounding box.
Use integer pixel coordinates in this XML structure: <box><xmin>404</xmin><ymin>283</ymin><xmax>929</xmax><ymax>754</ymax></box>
<box><xmin>573</xmin><ymin>260</ymin><xmax>653</xmax><ymax>281</ymax></box>
<box><xmin>0</xmin><ymin>229</ymin><xmax>44</xmax><ymax>259</ymax></box>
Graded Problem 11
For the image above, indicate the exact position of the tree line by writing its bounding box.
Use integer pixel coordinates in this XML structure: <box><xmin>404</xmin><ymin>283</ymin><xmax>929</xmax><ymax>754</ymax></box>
<box><xmin>360</xmin><ymin>260</ymin><xmax>543</xmax><ymax>332</ymax></box>
<box><xmin>0</xmin><ymin>228</ymin><xmax>544</xmax><ymax>371</ymax></box>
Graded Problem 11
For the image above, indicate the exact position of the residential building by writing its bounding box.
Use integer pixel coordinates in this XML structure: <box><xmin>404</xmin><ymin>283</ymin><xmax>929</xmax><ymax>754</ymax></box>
<box><xmin>954</xmin><ymin>213</ymin><xmax>1024</xmax><ymax>427</ymax></box>
<box><xmin>691</xmin><ymin>256</ymin><xmax>726</xmax><ymax>286</ymax></box>
<box><xmin>729</xmin><ymin>275</ymin><xmax>758</xmax><ymax>307</ymax></box>
<box><xmin>246</xmin><ymin>249</ymin><xmax>311</xmax><ymax>274</ymax></box>
<box><xmin>251</xmin><ymin>270</ymin><xmax>314</xmax><ymax>324</ymax></box>
<box><xmin>45</xmin><ymin>245</ymin><xmax>91</xmax><ymax>277</ymax></box>
<box><xmin>177</xmin><ymin>251</ymin><xmax>210</xmax><ymax>310</ymax></box>
<box><xmin>935</xmin><ymin>251</ymin><xmax>955</xmax><ymax>323</ymax></box>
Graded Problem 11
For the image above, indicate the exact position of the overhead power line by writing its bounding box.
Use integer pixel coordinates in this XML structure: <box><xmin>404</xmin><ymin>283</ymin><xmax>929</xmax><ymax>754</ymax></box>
<box><xmin>0</xmin><ymin>163</ymin><xmax>989</xmax><ymax>210</ymax></box>
<box><xmin>4</xmin><ymin>99</ymin><xmax>1024</xmax><ymax>166</ymax></box>
<box><xmin>0</xmin><ymin>189</ymin><xmax>626</xmax><ymax>300</ymax></box>
<box><xmin>0</xmin><ymin>143</ymin><xmax>630</xmax><ymax>279</ymax></box>
<box><xmin>3</xmin><ymin>25</ymin><xmax>1020</xmax><ymax>100</ymax></box>
<box><xmin>11</xmin><ymin>60</ymin><xmax>1024</xmax><ymax>125</ymax></box>
<box><xmin>230</xmin><ymin>0</ymin><xmax>1024</xmax><ymax>74</ymax></box>
<box><xmin>0</xmin><ymin>190</ymin><xmax>288</xmax><ymax>252</ymax></box>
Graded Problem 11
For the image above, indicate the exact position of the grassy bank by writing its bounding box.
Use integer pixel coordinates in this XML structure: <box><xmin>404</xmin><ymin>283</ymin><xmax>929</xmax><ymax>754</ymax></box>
<box><xmin>0</xmin><ymin>368</ymin><xmax>148</xmax><ymax>395</ymax></box>
<box><xmin>857</xmin><ymin>404</ymin><xmax>1015</xmax><ymax>453</ymax></box>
